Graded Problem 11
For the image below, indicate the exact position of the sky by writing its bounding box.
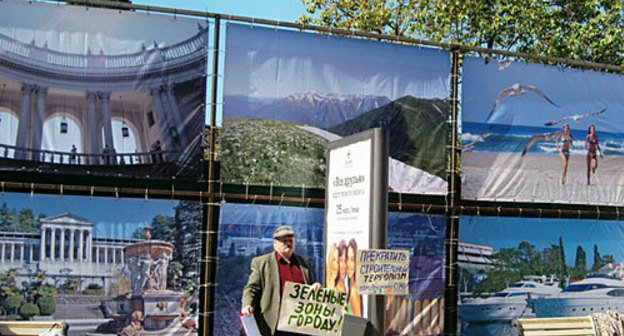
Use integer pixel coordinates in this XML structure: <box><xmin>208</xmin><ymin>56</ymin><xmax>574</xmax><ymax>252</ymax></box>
<box><xmin>224</xmin><ymin>24</ymin><xmax>450</xmax><ymax>100</ymax></box>
<box><xmin>460</xmin><ymin>215</ymin><xmax>624</xmax><ymax>268</ymax></box>
<box><xmin>0</xmin><ymin>192</ymin><xmax>178</xmax><ymax>239</ymax></box>
<box><xmin>462</xmin><ymin>56</ymin><xmax>624</xmax><ymax>134</ymax></box>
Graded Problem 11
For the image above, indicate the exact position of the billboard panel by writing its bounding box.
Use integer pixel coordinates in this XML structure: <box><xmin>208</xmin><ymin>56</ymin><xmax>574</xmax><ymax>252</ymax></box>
<box><xmin>0</xmin><ymin>191</ymin><xmax>201</xmax><ymax>335</ymax></box>
<box><xmin>0</xmin><ymin>0</ymin><xmax>207</xmax><ymax>181</ymax></box>
<box><xmin>221</xmin><ymin>23</ymin><xmax>450</xmax><ymax>194</ymax></box>
<box><xmin>462</xmin><ymin>56</ymin><xmax>624</xmax><ymax>205</ymax></box>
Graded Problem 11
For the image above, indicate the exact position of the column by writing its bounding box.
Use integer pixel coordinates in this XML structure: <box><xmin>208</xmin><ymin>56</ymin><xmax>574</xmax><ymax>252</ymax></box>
<box><xmin>0</xmin><ymin>243</ymin><xmax>4</xmax><ymax>261</ymax></box>
<box><xmin>69</xmin><ymin>230</ymin><xmax>75</xmax><ymax>261</ymax></box>
<box><xmin>20</xmin><ymin>244</ymin><xmax>24</xmax><ymax>262</ymax></box>
<box><xmin>96</xmin><ymin>246</ymin><xmax>100</xmax><ymax>264</ymax></box>
<box><xmin>86</xmin><ymin>231</ymin><xmax>92</xmax><ymax>262</ymax></box>
<box><xmin>100</xmin><ymin>93</ymin><xmax>115</xmax><ymax>159</ymax></box>
<box><xmin>32</xmin><ymin>86</ymin><xmax>47</xmax><ymax>157</ymax></box>
<box><xmin>50</xmin><ymin>227</ymin><xmax>56</xmax><ymax>261</ymax></box>
<box><xmin>104</xmin><ymin>247</ymin><xmax>108</xmax><ymax>265</ymax></box>
<box><xmin>10</xmin><ymin>243</ymin><xmax>14</xmax><ymax>262</ymax></box>
<box><xmin>60</xmin><ymin>229</ymin><xmax>65</xmax><ymax>261</ymax></box>
<box><xmin>112</xmin><ymin>248</ymin><xmax>117</xmax><ymax>264</ymax></box>
<box><xmin>149</xmin><ymin>87</ymin><xmax>173</xmax><ymax>153</ymax></box>
<box><xmin>30</xmin><ymin>245</ymin><xmax>34</xmax><ymax>263</ymax></box>
<box><xmin>78</xmin><ymin>230</ymin><xmax>84</xmax><ymax>262</ymax></box>
<box><xmin>16</xmin><ymin>84</ymin><xmax>34</xmax><ymax>159</ymax></box>
<box><xmin>162</xmin><ymin>84</ymin><xmax>187</xmax><ymax>147</ymax></box>
<box><xmin>87</xmin><ymin>91</ymin><xmax>100</xmax><ymax>164</ymax></box>
<box><xmin>121</xmin><ymin>249</ymin><xmax>124</xmax><ymax>265</ymax></box>
<box><xmin>40</xmin><ymin>227</ymin><xmax>46</xmax><ymax>261</ymax></box>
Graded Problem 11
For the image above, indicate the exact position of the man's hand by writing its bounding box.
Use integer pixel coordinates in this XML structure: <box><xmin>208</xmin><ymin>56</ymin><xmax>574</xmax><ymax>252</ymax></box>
<box><xmin>311</xmin><ymin>282</ymin><xmax>322</xmax><ymax>293</ymax></box>
<box><xmin>241</xmin><ymin>305</ymin><xmax>254</xmax><ymax>316</ymax></box>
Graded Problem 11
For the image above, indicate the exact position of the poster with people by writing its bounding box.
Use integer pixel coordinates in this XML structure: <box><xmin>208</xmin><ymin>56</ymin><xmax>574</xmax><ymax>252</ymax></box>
<box><xmin>0</xmin><ymin>0</ymin><xmax>207</xmax><ymax>181</ymax></box>
<box><xmin>0</xmin><ymin>191</ymin><xmax>201</xmax><ymax>335</ymax></box>
<box><xmin>221</xmin><ymin>23</ymin><xmax>450</xmax><ymax>195</ymax></box>
<box><xmin>462</xmin><ymin>56</ymin><xmax>624</xmax><ymax>205</ymax></box>
<box><xmin>459</xmin><ymin>215</ymin><xmax>624</xmax><ymax>336</ymax></box>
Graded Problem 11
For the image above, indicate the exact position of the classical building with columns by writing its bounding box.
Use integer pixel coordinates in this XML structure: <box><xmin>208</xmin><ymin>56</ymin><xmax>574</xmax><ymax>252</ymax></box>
<box><xmin>0</xmin><ymin>213</ymin><xmax>138</xmax><ymax>291</ymax></box>
<box><xmin>0</xmin><ymin>22</ymin><xmax>207</xmax><ymax>176</ymax></box>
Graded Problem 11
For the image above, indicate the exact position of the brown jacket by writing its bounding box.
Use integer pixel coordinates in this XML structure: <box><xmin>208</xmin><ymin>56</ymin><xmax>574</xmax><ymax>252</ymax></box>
<box><xmin>241</xmin><ymin>252</ymin><xmax>314</xmax><ymax>336</ymax></box>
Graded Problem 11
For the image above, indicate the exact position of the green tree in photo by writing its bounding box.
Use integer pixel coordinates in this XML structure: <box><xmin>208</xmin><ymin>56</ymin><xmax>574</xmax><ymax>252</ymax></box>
<box><xmin>299</xmin><ymin>0</ymin><xmax>624</xmax><ymax>66</ymax></box>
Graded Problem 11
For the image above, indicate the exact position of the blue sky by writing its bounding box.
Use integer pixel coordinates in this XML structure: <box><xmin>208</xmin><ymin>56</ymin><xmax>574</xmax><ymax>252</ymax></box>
<box><xmin>132</xmin><ymin>0</ymin><xmax>306</xmax><ymax>22</ymax></box>
<box><xmin>0</xmin><ymin>192</ymin><xmax>177</xmax><ymax>239</ymax></box>
<box><xmin>462</xmin><ymin>56</ymin><xmax>624</xmax><ymax>134</ymax></box>
<box><xmin>460</xmin><ymin>215</ymin><xmax>624</xmax><ymax>268</ymax></box>
<box><xmin>224</xmin><ymin>23</ymin><xmax>450</xmax><ymax>99</ymax></box>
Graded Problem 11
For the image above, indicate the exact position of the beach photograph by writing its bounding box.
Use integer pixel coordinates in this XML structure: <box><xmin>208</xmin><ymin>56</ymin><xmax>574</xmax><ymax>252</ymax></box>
<box><xmin>220</xmin><ymin>23</ymin><xmax>450</xmax><ymax>195</ymax></box>
<box><xmin>461</xmin><ymin>56</ymin><xmax>624</xmax><ymax>205</ymax></box>
<box><xmin>459</xmin><ymin>215</ymin><xmax>624</xmax><ymax>336</ymax></box>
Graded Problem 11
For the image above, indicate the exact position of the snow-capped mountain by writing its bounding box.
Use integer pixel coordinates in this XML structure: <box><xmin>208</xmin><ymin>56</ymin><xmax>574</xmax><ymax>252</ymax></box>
<box><xmin>224</xmin><ymin>91</ymin><xmax>391</xmax><ymax>128</ymax></box>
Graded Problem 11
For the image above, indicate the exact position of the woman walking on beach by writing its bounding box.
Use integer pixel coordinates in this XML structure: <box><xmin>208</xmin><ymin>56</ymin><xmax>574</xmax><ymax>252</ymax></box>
<box><xmin>557</xmin><ymin>124</ymin><xmax>573</xmax><ymax>184</ymax></box>
<box><xmin>585</xmin><ymin>125</ymin><xmax>603</xmax><ymax>185</ymax></box>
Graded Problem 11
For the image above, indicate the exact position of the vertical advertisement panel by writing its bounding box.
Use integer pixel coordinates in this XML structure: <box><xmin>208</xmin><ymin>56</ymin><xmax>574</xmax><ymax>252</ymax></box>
<box><xmin>459</xmin><ymin>215</ymin><xmax>624</xmax><ymax>336</ymax></box>
<box><xmin>221</xmin><ymin>23</ymin><xmax>450</xmax><ymax>195</ymax></box>
<box><xmin>462</xmin><ymin>56</ymin><xmax>624</xmax><ymax>205</ymax></box>
<box><xmin>214</xmin><ymin>203</ymin><xmax>324</xmax><ymax>336</ymax></box>
<box><xmin>385</xmin><ymin>212</ymin><xmax>446</xmax><ymax>336</ymax></box>
<box><xmin>0</xmin><ymin>0</ymin><xmax>207</xmax><ymax>180</ymax></box>
<box><xmin>325</xmin><ymin>136</ymin><xmax>373</xmax><ymax>318</ymax></box>
<box><xmin>0</xmin><ymin>192</ymin><xmax>201</xmax><ymax>335</ymax></box>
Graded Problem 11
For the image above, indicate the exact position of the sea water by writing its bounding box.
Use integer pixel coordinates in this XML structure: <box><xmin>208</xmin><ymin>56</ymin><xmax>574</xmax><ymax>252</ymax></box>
<box><xmin>462</xmin><ymin>122</ymin><xmax>624</xmax><ymax>156</ymax></box>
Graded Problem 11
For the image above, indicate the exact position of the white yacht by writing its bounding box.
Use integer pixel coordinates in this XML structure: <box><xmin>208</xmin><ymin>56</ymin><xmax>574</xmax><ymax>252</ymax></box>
<box><xmin>460</xmin><ymin>276</ymin><xmax>560</xmax><ymax>323</ymax></box>
<box><xmin>529</xmin><ymin>273</ymin><xmax>624</xmax><ymax>317</ymax></box>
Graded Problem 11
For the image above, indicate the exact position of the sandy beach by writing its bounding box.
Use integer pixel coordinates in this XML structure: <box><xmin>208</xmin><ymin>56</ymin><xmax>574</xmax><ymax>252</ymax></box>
<box><xmin>462</xmin><ymin>152</ymin><xmax>624</xmax><ymax>205</ymax></box>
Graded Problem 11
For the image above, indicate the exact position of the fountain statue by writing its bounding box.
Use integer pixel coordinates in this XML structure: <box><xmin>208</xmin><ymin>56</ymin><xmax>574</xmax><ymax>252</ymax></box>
<box><xmin>91</xmin><ymin>227</ymin><xmax>196</xmax><ymax>336</ymax></box>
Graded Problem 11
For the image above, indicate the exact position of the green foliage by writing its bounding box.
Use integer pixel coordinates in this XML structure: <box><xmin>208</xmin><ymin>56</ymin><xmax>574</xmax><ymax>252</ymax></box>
<box><xmin>3</xmin><ymin>295</ymin><xmax>23</xmax><ymax>315</ymax></box>
<box><xmin>18</xmin><ymin>303</ymin><xmax>39</xmax><ymax>319</ymax></box>
<box><xmin>36</xmin><ymin>296</ymin><xmax>55</xmax><ymax>316</ymax></box>
<box><xmin>220</xmin><ymin>119</ymin><xmax>327</xmax><ymax>187</ymax></box>
<box><xmin>215</xmin><ymin>254</ymin><xmax>255</xmax><ymax>308</ymax></box>
<box><xmin>330</xmin><ymin>96</ymin><xmax>448</xmax><ymax>179</ymax></box>
<box><xmin>300</xmin><ymin>0</ymin><xmax>624</xmax><ymax>66</ymax></box>
<box><xmin>63</xmin><ymin>277</ymin><xmax>81</xmax><ymax>293</ymax></box>
<box><xmin>0</xmin><ymin>203</ymin><xmax>40</xmax><ymax>233</ymax></box>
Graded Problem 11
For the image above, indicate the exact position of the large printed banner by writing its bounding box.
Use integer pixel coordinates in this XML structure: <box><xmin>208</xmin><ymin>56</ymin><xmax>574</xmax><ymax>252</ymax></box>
<box><xmin>221</xmin><ymin>23</ymin><xmax>450</xmax><ymax>194</ymax></box>
<box><xmin>0</xmin><ymin>0</ymin><xmax>207</xmax><ymax>180</ymax></box>
<box><xmin>385</xmin><ymin>213</ymin><xmax>446</xmax><ymax>336</ymax></box>
<box><xmin>0</xmin><ymin>191</ymin><xmax>201</xmax><ymax>335</ymax></box>
<box><xmin>214</xmin><ymin>203</ymin><xmax>325</xmax><ymax>336</ymax></box>
<box><xmin>462</xmin><ymin>56</ymin><xmax>624</xmax><ymax>205</ymax></box>
<box><xmin>459</xmin><ymin>215</ymin><xmax>624</xmax><ymax>336</ymax></box>
<box><xmin>277</xmin><ymin>282</ymin><xmax>346</xmax><ymax>335</ymax></box>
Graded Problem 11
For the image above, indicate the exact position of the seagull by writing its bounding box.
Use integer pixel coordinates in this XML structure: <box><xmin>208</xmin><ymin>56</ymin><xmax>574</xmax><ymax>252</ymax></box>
<box><xmin>521</xmin><ymin>131</ymin><xmax>563</xmax><ymax>156</ymax></box>
<box><xmin>463</xmin><ymin>130</ymin><xmax>491</xmax><ymax>152</ymax></box>
<box><xmin>485</xmin><ymin>83</ymin><xmax>561</xmax><ymax>123</ymax></box>
<box><xmin>544</xmin><ymin>107</ymin><xmax>607</xmax><ymax>126</ymax></box>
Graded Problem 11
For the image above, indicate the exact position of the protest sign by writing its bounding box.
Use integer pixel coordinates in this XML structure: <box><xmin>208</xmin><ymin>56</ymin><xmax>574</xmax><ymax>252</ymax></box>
<box><xmin>277</xmin><ymin>282</ymin><xmax>347</xmax><ymax>335</ymax></box>
<box><xmin>356</xmin><ymin>249</ymin><xmax>410</xmax><ymax>295</ymax></box>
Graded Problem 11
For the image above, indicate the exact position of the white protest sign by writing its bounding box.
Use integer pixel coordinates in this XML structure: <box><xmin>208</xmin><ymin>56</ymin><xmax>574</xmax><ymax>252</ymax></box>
<box><xmin>277</xmin><ymin>282</ymin><xmax>347</xmax><ymax>335</ymax></box>
<box><xmin>356</xmin><ymin>249</ymin><xmax>410</xmax><ymax>295</ymax></box>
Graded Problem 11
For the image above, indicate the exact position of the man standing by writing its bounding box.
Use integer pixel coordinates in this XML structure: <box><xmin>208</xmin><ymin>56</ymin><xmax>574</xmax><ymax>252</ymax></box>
<box><xmin>241</xmin><ymin>225</ymin><xmax>319</xmax><ymax>336</ymax></box>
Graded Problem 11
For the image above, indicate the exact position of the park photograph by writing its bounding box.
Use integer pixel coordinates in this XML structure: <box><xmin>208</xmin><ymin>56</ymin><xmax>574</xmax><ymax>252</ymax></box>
<box><xmin>0</xmin><ymin>191</ymin><xmax>200</xmax><ymax>335</ymax></box>
<box><xmin>220</xmin><ymin>23</ymin><xmax>450</xmax><ymax>195</ymax></box>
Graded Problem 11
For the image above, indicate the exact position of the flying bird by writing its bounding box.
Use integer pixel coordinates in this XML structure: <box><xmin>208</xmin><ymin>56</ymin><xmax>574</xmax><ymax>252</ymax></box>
<box><xmin>521</xmin><ymin>131</ymin><xmax>562</xmax><ymax>156</ymax></box>
<box><xmin>485</xmin><ymin>83</ymin><xmax>561</xmax><ymax>123</ymax></box>
<box><xmin>544</xmin><ymin>107</ymin><xmax>607</xmax><ymax>126</ymax></box>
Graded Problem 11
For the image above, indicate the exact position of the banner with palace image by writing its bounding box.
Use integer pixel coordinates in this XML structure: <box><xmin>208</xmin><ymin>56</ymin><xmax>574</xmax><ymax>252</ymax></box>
<box><xmin>213</xmin><ymin>203</ymin><xmax>446</xmax><ymax>336</ymax></box>
<box><xmin>0</xmin><ymin>0</ymin><xmax>207</xmax><ymax>181</ymax></box>
<box><xmin>461</xmin><ymin>56</ymin><xmax>624</xmax><ymax>205</ymax></box>
<box><xmin>220</xmin><ymin>23</ymin><xmax>450</xmax><ymax>195</ymax></box>
<box><xmin>0</xmin><ymin>191</ymin><xmax>201</xmax><ymax>335</ymax></box>
<box><xmin>458</xmin><ymin>215</ymin><xmax>624</xmax><ymax>336</ymax></box>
